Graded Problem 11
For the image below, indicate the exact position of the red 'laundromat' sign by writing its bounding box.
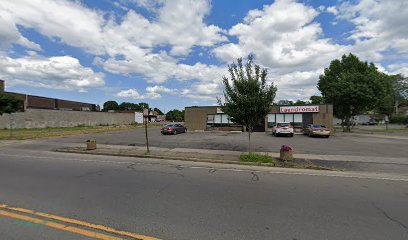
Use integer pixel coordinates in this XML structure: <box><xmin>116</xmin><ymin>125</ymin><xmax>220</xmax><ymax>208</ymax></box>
<box><xmin>280</xmin><ymin>106</ymin><xmax>319</xmax><ymax>113</ymax></box>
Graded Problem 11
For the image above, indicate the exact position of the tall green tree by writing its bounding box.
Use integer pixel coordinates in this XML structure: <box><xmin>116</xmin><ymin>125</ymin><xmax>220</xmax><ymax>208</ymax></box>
<box><xmin>153</xmin><ymin>107</ymin><xmax>164</xmax><ymax>115</ymax></box>
<box><xmin>138</xmin><ymin>102</ymin><xmax>149</xmax><ymax>110</ymax></box>
<box><xmin>390</xmin><ymin>74</ymin><xmax>408</xmax><ymax>113</ymax></box>
<box><xmin>0</xmin><ymin>94</ymin><xmax>22</xmax><ymax>115</ymax></box>
<box><xmin>294</xmin><ymin>100</ymin><xmax>307</xmax><ymax>105</ymax></box>
<box><xmin>277</xmin><ymin>100</ymin><xmax>293</xmax><ymax>105</ymax></box>
<box><xmin>118</xmin><ymin>102</ymin><xmax>142</xmax><ymax>111</ymax></box>
<box><xmin>318</xmin><ymin>53</ymin><xmax>389</xmax><ymax>132</ymax></box>
<box><xmin>309</xmin><ymin>95</ymin><xmax>324</xmax><ymax>104</ymax></box>
<box><xmin>376</xmin><ymin>74</ymin><xmax>408</xmax><ymax>129</ymax></box>
<box><xmin>218</xmin><ymin>55</ymin><xmax>277</xmax><ymax>152</ymax></box>
<box><xmin>376</xmin><ymin>74</ymin><xmax>398</xmax><ymax>129</ymax></box>
<box><xmin>166</xmin><ymin>109</ymin><xmax>184</xmax><ymax>122</ymax></box>
<box><xmin>103</xmin><ymin>101</ymin><xmax>119</xmax><ymax>111</ymax></box>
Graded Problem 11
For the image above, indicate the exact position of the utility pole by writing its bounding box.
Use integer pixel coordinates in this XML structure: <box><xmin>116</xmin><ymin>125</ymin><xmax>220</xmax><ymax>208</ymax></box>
<box><xmin>143</xmin><ymin>108</ymin><xmax>150</xmax><ymax>153</ymax></box>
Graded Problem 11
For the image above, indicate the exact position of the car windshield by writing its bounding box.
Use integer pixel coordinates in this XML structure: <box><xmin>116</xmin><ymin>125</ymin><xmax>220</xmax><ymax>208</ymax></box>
<box><xmin>277</xmin><ymin>123</ymin><xmax>289</xmax><ymax>127</ymax></box>
<box><xmin>312</xmin><ymin>125</ymin><xmax>326</xmax><ymax>128</ymax></box>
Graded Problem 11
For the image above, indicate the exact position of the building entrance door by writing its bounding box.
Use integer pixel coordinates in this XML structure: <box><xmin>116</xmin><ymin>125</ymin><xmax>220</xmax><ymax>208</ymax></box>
<box><xmin>253</xmin><ymin>118</ymin><xmax>265</xmax><ymax>132</ymax></box>
<box><xmin>302</xmin><ymin>113</ymin><xmax>313</xmax><ymax>128</ymax></box>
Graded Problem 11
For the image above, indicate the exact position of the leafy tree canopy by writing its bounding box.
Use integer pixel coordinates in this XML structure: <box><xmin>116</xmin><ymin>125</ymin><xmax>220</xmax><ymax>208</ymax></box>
<box><xmin>166</xmin><ymin>109</ymin><xmax>184</xmax><ymax>122</ymax></box>
<box><xmin>294</xmin><ymin>100</ymin><xmax>307</xmax><ymax>105</ymax></box>
<box><xmin>309</xmin><ymin>95</ymin><xmax>324</xmax><ymax>104</ymax></box>
<box><xmin>277</xmin><ymin>100</ymin><xmax>293</xmax><ymax>105</ymax></box>
<box><xmin>118</xmin><ymin>102</ymin><xmax>142</xmax><ymax>111</ymax></box>
<box><xmin>102</xmin><ymin>101</ymin><xmax>119</xmax><ymax>111</ymax></box>
<box><xmin>218</xmin><ymin>55</ymin><xmax>277</xmax><ymax>152</ymax></box>
<box><xmin>0</xmin><ymin>94</ymin><xmax>22</xmax><ymax>115</ymax></box>
<box><xmin>318</xmin><ymin>53</ymin><xmax>389</xmax><ymax>131</ymax></box>
<box><xmin>138</xmin><ymin>102</ymin><xmax>149</xmax><ymax>110</ymax></box>
<box><xmin>153</xmin><ymin>107</ymin><xmax>164</xmax><ymax>115</ymax></box>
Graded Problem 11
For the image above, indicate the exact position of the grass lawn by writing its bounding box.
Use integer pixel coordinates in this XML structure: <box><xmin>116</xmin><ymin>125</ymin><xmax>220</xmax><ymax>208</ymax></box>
<box><xmin>240</xmin><ymin>153</ymin><xmax>275</xmax><ymax>163</ymax></box>
<box><xmin>359</xmin><ymin>128</ymin><xmax>408</xmax><ymax>133</ymax></box>
<box><xmin>0</xmin><ymin>125</ymin><xmax>148</xmax><ymax>140</ymax></box>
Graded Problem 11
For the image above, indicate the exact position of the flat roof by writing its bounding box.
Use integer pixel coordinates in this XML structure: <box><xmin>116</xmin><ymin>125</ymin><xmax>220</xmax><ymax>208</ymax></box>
<box><xmin>185</xmin><ymin>104</ymin><xmax>332</xmax><ymax>109</ymax></box>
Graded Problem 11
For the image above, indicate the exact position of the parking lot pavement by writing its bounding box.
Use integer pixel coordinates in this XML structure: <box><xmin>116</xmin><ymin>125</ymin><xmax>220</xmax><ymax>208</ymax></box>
<box><xmin>30</xmin><ymin>128</ymin><xmax>408</xmax><ymax>159</ymax></box>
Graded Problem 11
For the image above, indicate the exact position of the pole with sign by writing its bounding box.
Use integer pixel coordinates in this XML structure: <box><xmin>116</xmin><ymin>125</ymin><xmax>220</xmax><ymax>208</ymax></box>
<box><xmin>9</xmin><ymin>114</ymin><xmax>14</xmax><ymax>137</ymax></box>
<box><xmin>143</xmin><ymin>108</ymin><xmax>150</xmax><ymax>153</ymax></box>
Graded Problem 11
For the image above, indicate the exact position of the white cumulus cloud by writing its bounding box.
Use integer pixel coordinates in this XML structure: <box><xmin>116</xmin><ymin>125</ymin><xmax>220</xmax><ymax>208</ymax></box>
<box><xmin>0</xmin><ymin>54</ymin><xmax>104</xmax><ymax>92</ymax></box>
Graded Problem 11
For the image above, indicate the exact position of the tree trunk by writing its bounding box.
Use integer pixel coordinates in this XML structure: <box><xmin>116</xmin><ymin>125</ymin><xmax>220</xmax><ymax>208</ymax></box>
<box><xmin>344</xmin><ymin>117</ymin><xmax>351</xmax><ymax>132</ymax></box>
<box><xmin>248</xmin><ymin>131</ymin><xmax>251</xmax><ymax>153</ymax></box>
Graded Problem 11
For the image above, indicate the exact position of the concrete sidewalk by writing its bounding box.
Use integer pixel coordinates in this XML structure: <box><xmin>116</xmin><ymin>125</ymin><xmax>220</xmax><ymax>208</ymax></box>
<box><xmin>55</xmin><ymin>144</ymin><xmax>408</xmax><ymax>172</ymax></box>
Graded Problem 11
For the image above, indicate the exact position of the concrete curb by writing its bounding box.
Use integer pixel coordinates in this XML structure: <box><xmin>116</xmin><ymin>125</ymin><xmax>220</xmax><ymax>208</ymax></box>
<box><xmin>55</xmin><ymin>148</ymin><xmax>332</xmax><ymax>170</ymax></box>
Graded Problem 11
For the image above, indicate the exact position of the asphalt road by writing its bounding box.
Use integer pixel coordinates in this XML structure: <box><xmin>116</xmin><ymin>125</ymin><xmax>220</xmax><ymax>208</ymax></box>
<box><xmin>35</xmin><ymin>127</ymin><xmax>408</xmax><ymax>158</ymax></box>
<box><xmin>1</xmin><ymin>145</ymin><xmax>407</xmax><ymax>240</ymax></box>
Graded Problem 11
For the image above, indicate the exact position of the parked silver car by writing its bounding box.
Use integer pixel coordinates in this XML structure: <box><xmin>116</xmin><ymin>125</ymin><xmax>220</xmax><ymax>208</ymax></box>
<box><xmin>272</xmin><ymin>122</ymin><xmax>294</xmax><ymax>137</ymax></box>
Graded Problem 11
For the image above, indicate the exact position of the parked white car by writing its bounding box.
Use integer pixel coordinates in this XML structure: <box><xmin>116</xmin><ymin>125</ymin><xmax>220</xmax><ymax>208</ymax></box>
<box><xmin>272</xmin><ymin>122</ymin><xmax>294</xmax><ymax>137</ymax></box>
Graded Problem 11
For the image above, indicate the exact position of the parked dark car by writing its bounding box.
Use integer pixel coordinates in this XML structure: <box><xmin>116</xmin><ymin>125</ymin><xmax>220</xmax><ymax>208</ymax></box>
<box><xmin>303</xmin><ymin>124</ymin><xmax>330</xmax><ymax>138</ymax></box>
<box><xmin>161</xmin><ymin>124</ymin><xmax>187</xmax><ymax>135</ymax></box>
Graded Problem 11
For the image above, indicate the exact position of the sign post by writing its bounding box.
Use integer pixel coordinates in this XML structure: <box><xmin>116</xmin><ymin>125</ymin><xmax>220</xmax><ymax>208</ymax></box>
<box><xmin>143</xmin><ymin>108</ymin><xmax>150</xmax><ymax>153</ymax></box>
<box><xmin>9</xmin><ymin>114</ymin><xmax>14</xmax><ymax>137</ymax></box>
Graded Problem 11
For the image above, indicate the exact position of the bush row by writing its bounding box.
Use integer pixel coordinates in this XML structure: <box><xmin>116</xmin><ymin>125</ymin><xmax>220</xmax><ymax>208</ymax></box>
<box><xmin>389</xmin><ymin>114</ymin><xmax>408</xmax><ymax>124</ymax></box>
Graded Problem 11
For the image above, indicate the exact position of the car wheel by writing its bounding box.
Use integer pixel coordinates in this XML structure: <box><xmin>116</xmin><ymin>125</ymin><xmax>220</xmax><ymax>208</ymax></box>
<box><xmin>326</xmin><ymin>135</ymin><xmax>330</xmax><ymax>138</ymax></box>
<box><xmin>308</xmin><ymin>132</ymin><xmax>311</xmax><ymax>137</ymax></box>
<box><xmin>184</xmin><ymin>128</ymin><xmax>187</xmax><ymax>133</ymax></box>
<box><xmin>290</xmin><ymin>133</ymin><xmax>294</xmax><ymax>137</ymax></box>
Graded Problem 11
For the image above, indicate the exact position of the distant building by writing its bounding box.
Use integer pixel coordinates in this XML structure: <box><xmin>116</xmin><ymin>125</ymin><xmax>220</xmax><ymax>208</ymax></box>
<box><xmin>156</xmin><ymin>115</ymin><xmax>166</xmax><ymax>122</ymax></box>
<box><xmin>0</xmin><ymin>79</ymin><xmax>98</xmax><ymax>111</ymax></box>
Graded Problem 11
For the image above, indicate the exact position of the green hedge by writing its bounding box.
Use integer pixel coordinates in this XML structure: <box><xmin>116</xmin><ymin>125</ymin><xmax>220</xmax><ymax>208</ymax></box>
<box><xmin>389</xmin><ymin>114</ymin><xmax>408</xmax><ymax>124</ymax></box>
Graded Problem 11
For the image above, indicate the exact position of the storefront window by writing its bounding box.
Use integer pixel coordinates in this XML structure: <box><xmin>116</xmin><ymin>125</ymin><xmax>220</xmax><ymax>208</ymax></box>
<box><xmin>276</xmin><ymin>114</ymin><xmax>284</xmax><ymax>123</ymax></box>
<box><xmin>208</xmin><ymin>114</ymin><xmax>234</xmax><ymax>127</ymax></box>
<box><xmin>284</xmin><ymin>113</ymin><xmax>294</xmax><ymax>123</ymax></box>
<box><xmin>267</xmin><ymin>114</ymin><xmax>275</xmax><ymax>128</ymax></box>
<box><xmin>214</xmin><ymin>114</ymin><xmax>222</xmax><ymax>124</ymax></box>
<box><xmin>293</xmin><ymin>114</ymin><xmax>303</xmax><ymax>129</ymax></box>
<box><xmin>267</xmin><ymin>113</ymin><xmax>303</xmax><ymax>129</ymax></box>
<box><xmin>207</xmin><ymin>114</ymin><xmax>215</xmax><ymax>127</ymax></box>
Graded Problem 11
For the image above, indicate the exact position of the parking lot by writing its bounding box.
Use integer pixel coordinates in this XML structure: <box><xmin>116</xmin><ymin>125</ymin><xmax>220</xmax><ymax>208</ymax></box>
<box><xmin>47</xmin><ymin>127</ymin><xmax>408</xmax><ymax>159</ymax></box>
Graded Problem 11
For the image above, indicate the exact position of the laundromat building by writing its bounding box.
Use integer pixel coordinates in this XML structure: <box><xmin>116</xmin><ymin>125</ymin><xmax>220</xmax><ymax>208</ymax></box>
<box><xmin>184</xmin><ymin>104</ymin><xmax>333</xmax><ymax>132</ymax></box>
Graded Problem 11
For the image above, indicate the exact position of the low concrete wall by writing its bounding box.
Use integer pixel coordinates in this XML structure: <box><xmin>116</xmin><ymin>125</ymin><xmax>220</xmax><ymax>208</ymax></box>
<box><xmin>0</xmin><ymin>109</ymin><xmax>134</xmax><ymax>129</ymax></box>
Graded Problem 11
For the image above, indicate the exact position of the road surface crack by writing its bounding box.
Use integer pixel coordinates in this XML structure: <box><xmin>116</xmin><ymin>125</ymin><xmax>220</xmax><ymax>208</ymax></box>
<box><xmin>127</xmin><ymin>164</ymin><xmax>184</xmax><ymax>178</ymax></box>
<box><xmin>251</xmin><ymin>172</ymin><xmax>259</xmax><ymax>181</ymax></box>
<box><xmin>75</xmin><ymin>170</ymin><xmax>103</xmax><ymax>178</ymax></box>
<box><xmin>372</xmin><ymin>203</ymin><xmax>408</xmax><ymax>233</ymax></box>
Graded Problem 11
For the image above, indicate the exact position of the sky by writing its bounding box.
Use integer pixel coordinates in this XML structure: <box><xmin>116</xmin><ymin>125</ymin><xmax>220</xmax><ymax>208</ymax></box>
<box><xmin>1</xmin><ymin>0</ymin><xmax>407</xmax><ymax>112</ymax></box>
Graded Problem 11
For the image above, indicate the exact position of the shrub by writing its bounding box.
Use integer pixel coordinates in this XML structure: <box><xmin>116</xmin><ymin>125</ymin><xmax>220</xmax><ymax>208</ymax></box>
<box><xmin>390</xmin><ymin>114</ymin><xmax>408</xmax><ymax>124</ymax></box>
<box><xmin>240</xmin><ymin>153</ymin><xmax>274</xmax><ymax>163</ymax></box>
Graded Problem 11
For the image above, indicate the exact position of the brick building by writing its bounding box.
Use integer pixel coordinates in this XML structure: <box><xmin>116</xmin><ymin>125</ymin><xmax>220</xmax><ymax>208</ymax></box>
<box><xmin>185</xmin><ymin>104</ymin><xmax>333</xmax><ymax>132</ymax></box>
<box><xmin>0</xmin><ymin>79</ymin><xmax>99</xmax><ymax>111</ymax></box>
